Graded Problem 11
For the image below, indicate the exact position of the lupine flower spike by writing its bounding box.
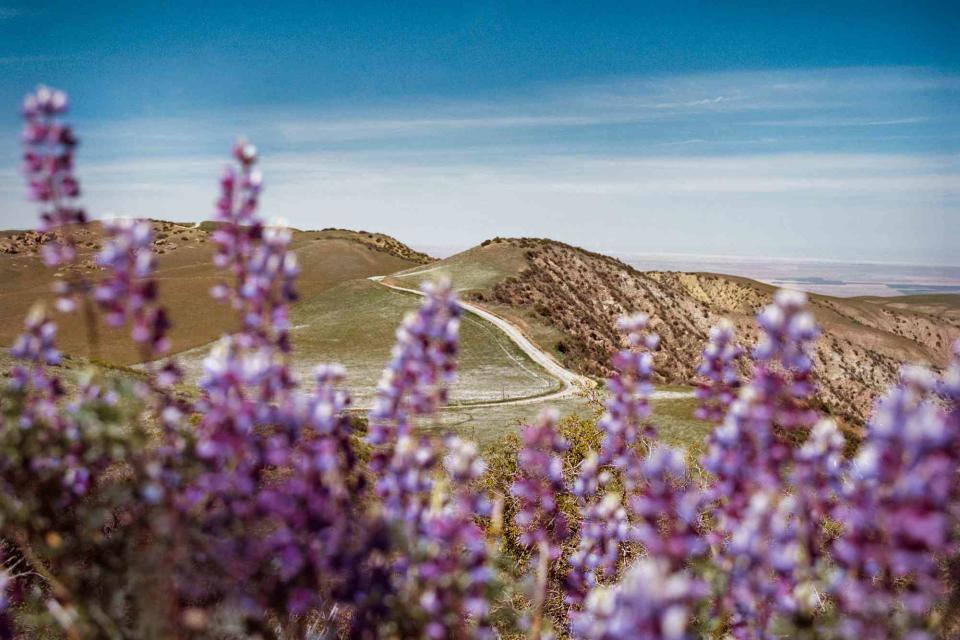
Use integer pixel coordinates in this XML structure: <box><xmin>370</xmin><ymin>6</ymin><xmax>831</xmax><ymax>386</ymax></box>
<box><xmin>702</xmin><ymin>290</ymin><xmax>821</xmax><ymax>530</ymax></box>
<box><xmin>597</xmin><ymin>313</ymin><xmax>659</xmax><ymax>480</ymax></box>
<box><xmin>95</xmin><ymin>218</ymin><xmax>170</xmax><ymax>355</ymax></box>
<box><xmin>630</xmin><ymin>446</ymin><xmax>708</xmax><ymax>571</ymax></box>
<box><xmin>831</xmin><ymin>366</ymin><xmax>960</xmax><ymax>638</ymax></box>
<box><xmin>21</xmin><ymin>85</ymin><xmax>84</xmax><ymax>269</ymax></box>
<box><xmin>694</xmin><ymin>319</ymin><xmax>742</xmax><ymax>423</ymax></box>
<box><xmin>700</xmin><ymin>291</ymin><xmax>822</xmax><ymax>637</ymax></box>
<box><xmin>211</xmin><ymin>140</ymin><xmax>298</xmax><ymax>350</ymax></box>
<box><xmin>8</xmin><ymin>305</ymin><xmax>64</xmax><ymax>429</ymax></box>
<box><xmin>567</xmin><ymin>313</ymin><xmax>660</xmax><ymax>607</ymax></box>
<box><xmin>21</xmin><ymin>86</ymin><xmax>94</xmax><ymax>318</ymax></box>
<box><xmin>571</xmin><ymin>559</ymin><xmax>705</xmax><ymax>640</ymax></box>
<box><xmin>511</xmin><ymin>408</ymin><xmax>571</xmax><ymax>560</ymax></box>
<box><xmin>368</xmin><ymin>278</ymin><xmax>461</xmax><ymax>448</ymax></box>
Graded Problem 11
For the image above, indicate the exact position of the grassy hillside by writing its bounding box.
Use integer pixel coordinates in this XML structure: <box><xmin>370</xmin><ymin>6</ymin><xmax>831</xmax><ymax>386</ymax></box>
<box><xmin>387</xmin><ymin>237</ymin><xmax>960</xmax><ymax>430</ymax></box>
<box><xmin>0</xmin><ymin>226</ymin><xmax>713</xmax><ymax>454</ymax></box>
<box><xmin>174</xmin><ymin>278</ymin><xmax>561</xmax><ymax>407</ymax></box>
<box><xmin>0</xmin><ymin>222</ymin><xmax>429</xmax><ymax>365</ymax></box>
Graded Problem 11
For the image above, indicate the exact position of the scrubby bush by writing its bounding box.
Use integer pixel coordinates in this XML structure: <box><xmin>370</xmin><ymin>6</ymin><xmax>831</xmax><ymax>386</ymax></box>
<box><xmin>2</xmin><ymin>86</ymin><xmax>959</xmax><ymax>639</ymax></box>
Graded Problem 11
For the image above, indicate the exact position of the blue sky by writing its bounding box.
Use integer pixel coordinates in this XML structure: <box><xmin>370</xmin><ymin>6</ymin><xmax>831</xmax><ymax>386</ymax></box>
<box><xmin>1</xmin><ymin>1</ymin><xmax>958</xmax><ymax>263</ymax></box>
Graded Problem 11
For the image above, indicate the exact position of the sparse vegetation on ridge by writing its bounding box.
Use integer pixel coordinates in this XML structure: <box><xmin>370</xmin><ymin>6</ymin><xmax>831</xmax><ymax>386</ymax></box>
<box><xmin>391</xmin><ymin>237</ymin><xmax>960</xmax><ymax>431</ymax></box>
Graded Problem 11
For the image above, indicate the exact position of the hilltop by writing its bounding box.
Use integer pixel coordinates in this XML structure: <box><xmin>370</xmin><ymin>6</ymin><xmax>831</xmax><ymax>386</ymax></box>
<box><xmin>386</xmin><ymin>237</ymin><xmax>960</xmax><ymax>429</ymax></box>
<box><xmin>0</xmin><ymin>222</ymin><xmax>430</xmax><ymax>364</ymax></box>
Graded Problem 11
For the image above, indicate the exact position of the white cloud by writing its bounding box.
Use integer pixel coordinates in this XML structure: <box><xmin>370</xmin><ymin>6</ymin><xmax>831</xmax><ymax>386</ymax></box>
<box><xmin>748</xmin><ymin>116</ymin><xmax>930</xmax><ymax>128</ymax></box>
<box><xmin>3</xmin><ymin>151</ymin><xmax>956</xmax><ymax>263</ymax></box>
<box><xmin>1</xmin><ymin>66</ymin><xmax>958</xmax><ymax>263</ymax></box>
<box><xmin>64</xmin><ymin>66</ymin><xmax>956</xmax><ymax>148</ymax></box>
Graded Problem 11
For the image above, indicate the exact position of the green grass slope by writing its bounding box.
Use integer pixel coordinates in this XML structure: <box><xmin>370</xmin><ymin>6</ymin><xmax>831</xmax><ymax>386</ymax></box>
<box><xmin>175</xmin><ymin>278</ymin><xmax>561</xmax><ymax>408</ymax></box>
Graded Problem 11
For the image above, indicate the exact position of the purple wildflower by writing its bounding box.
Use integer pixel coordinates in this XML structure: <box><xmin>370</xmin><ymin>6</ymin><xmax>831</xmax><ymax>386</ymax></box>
<box><xmin>415</xmin><ymin>519</ymin><xmax>495</xmax><ymax>639</ymax></box>
<box><xmin>371</xmin><ymin>280</ymin><xmax>462</xmax><ymax>525</ymax></box>
<box><xmin>831</xmin><ymin>366</ymin><xmax>959</xmax><ymax>638</ymax></box>
<box><xmin>630</xmin><ymin>446</ymin><xmax>708</xmax><ymax>571</ymax></box>
<box><xmin>8</xmin><ymin>306</ymin><xmax>65</xmax><ymax>429</ymax></box>
<box><xmin>210</xmin><ymin>140</ymin><xmax>297</xmax><ymax>350</ymax></box>
<box><xmin>698</xmin><ymin>291</ymin><xmax>826</xmax><ymax>636</ymax></box>
<box><xmin>95</xmin><ymin>218</ymin><xmax>171</xmax><ymax>355</ymax></box>
<box><xmin>254</xmin><ymin>363</ymin><xmax>363</xmax><ymax>616</ymax></box>
<box><xmin>597</xmin><ymin>313</ymin><xmax>659</xmax><ymax>482</ymax></box>
<box><xmin>694</xmin><ymin>319</ymin><xmax>743</xmax><ymax>423</ymax></box>
<box><xmin>10</xmin><ymin>305</ymin><xmax>61</xmax><ymax>367</ymax></box>
<box><xmin>762</xmin><ymin>420</ymin><xmax>847</xmax><ymax>630</ymax></box>
<box><xmin>566</xmin><ymin>492</ymin><xmax>631</xmax><ymax>606</ymax></box>
<box><xmin>724</xmin><ymin>490</ymin><xmax>812</xmax><ymax>637</ymax></box>
<box><xmin>752</xmin><ymin>289</ymin><xmax>820</xmax><ymax>428</ymax></box>
<box><xmin>571</xmin><ymin>451</ymin><xmax>608</xmax><ymax>500</ymax></box>
<box><xmin>378</xmin><ymin>434</ymin><xmax>438</xmax><ymax>527</ymax></box>
<box><xmin>376</xmin><ymin>431</ymin><xmax>495</xmax><ymax>639</ymax></box>
<box><xmin>180</xmin><ymin>143</ymin><xmax>309</xmax><ymax>618</ymax></box>
<box><xmin>511</xmin><ymin>408</ymin><xmax>571</xmax><ymax>560</ymax></box>
<box><xmin>567</xmin><ymin>313</ymin><xmax>662</xmax><ymax>606</ymax></box>
<box><xmin>570</xmin><ymin>559</ymin><xmax>704</xmax><ymax>640</ymax></box>
<box><xmin>186</xmin><ymin>337</ymin><xmax>365</xmax><ymax>619</ymax></box>
<box><xmin>21</xmin><ymin>86</ymin><xmax>85</xmax><ymax>269</ymax></box>
<box><xmin>720</xmin><ymin>420</ymin><xmax>845</xmax><ymax>637</ymax></box>
<box><xmin>444</xmin><ymin>435</ymin><xmax>491</xmax><ymax>516</ymax></box>
<box><xmin>702</xmin><ymin>290</ymin><xmax>822</xmax><ymax>529</ymax></box>
<box><xmin>359</xmin><ymin>278</ymin><xmax>496</xmax><ymax>637</ymax></box>
<box><xmin>368</xmin><ymin>278</ymin><xmax>461</xmax><ymax>447</ymax></box>
<box><xmin>405</xmin><ymin>441</ymin><xmax>496</xmax><ymax>638</ymax></box>
<box><xmin>791</xmin><ymin>419</ymin><xmax>846</xmax><ymax>526</ymax></box>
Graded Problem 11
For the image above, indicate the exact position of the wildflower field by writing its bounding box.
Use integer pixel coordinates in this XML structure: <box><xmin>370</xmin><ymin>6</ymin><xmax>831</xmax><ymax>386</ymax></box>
<box><xmin>1</xmin><ymin>87</ymin><xmax>958</xmax><ymax>639</ymax></box>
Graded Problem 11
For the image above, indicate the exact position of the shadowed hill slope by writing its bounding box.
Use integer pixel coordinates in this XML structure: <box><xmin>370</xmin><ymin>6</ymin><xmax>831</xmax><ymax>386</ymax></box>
<box><xmin>0</xmin><ymin>222</ymin><xmax>431</xmax><ymax>365</ymax></box>
<box><xmin>387</xmin><ymin>237</ymin><xmax>960</xmax><ymax>428</ymax></box>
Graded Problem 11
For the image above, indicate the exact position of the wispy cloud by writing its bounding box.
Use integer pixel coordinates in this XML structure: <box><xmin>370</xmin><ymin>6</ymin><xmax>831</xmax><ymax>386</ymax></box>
<box><xmin>749</xmin><ymin>116</ymin><xmax>930</xmax><ymax>128</ymax></box>
<box><xmin>1</xmin><ymin>66</ymin><xmax>958</xmax><ymax>263</ymax></box>
<box><xmin>255</xmin><ymin>67</ymin><xmax>958</xmax><ymax>146</ymax></box>
<box><xmin>268</xmin><ymin>113</ymin><xmax>669</xmax><ymax>142</ymax></box>
<box><xmin>33</xmin><ymin>67</ymin><xmax>952</xmax><ymax>156</ymax></box>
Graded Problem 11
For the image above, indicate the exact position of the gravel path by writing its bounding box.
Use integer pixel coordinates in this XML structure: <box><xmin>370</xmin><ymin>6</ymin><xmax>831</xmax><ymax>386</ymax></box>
<box><xmin>370</xmin><ymin>276</ymin><xmax>694</xmax><ymax>408</ymax></box>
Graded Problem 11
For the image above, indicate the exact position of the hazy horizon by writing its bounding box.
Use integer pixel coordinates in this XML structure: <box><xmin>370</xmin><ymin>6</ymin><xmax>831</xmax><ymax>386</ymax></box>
<box><xmin>409</xmin><ymin>242</ymin><xmax>960</xmax><ymax>298</ymax></box>
<box><xmin>414</xmin><ymin>242</ymin><xmax>960</xmax><ymax>269</ymax></box>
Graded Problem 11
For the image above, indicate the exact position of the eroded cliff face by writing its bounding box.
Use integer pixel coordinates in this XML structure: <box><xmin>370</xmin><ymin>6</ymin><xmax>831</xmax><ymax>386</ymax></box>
<box><xmin>474</xmin><ymin>238</ymin><xmax>959</xmax><ymax>429</ymax></box>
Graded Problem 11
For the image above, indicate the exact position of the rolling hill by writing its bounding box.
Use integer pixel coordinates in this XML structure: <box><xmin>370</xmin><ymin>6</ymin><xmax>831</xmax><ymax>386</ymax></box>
<box><xmin>2</xmin><ymin>224</ymin><xmax>618</xmax><ymax>447</ymax></box>
<box><xmin>0</xmin><ymin>222</ymin><xmax>431</xmax><ymax>364</ymax></box>
<box><xmin>8</xmin><ymin>225</ymin><xmax>954</xmax><ymax>443</ymax></box>
<box><xmin>386</xmin><ymin>237</ymin><xmax>960</xmax><ymax>430</ymax></box>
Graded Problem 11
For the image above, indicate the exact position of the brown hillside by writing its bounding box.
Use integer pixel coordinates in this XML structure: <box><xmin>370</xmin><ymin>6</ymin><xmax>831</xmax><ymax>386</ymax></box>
<box><xmin>387</xmin><ymin>237</ymin><xmax>960</xmax><ymax>429</ymax></box>
<box><xmin>0</xmin><ymin>222</ymin><xmax>430</xmax><ymax>365</ymax></box>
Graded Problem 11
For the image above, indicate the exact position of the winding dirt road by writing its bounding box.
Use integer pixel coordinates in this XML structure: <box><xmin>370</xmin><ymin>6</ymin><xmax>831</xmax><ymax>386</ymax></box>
<box><xmin>369</xmin><ymin>275</ymin><xmax>694</xmax><ymax>408</ymax></box>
